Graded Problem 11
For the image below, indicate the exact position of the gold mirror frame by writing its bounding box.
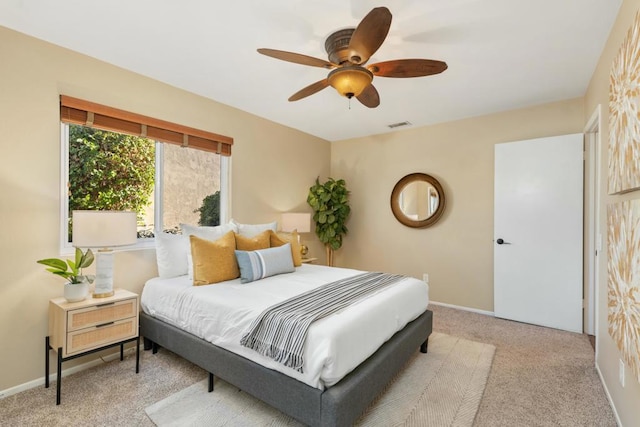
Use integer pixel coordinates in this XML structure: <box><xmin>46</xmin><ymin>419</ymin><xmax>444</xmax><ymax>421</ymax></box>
<box><xmin>390</xmin><ymin>173</ymin><xmax>446</xmax><ymax>228</ymax></box>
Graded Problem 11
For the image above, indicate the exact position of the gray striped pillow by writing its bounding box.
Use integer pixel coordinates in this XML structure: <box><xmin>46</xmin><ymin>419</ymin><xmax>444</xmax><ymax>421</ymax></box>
<box><xmin>235</xmin><ymin>243</ymin><xmax>295</xmax><ymax>283</ymax></box>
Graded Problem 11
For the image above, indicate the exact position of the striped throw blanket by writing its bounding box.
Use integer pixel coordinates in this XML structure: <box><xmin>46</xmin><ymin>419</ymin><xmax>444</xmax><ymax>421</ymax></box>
<box><xmin>240</xmin><ymin>271</ymin><xmax>405</xmax><ymax>372</ymax></box>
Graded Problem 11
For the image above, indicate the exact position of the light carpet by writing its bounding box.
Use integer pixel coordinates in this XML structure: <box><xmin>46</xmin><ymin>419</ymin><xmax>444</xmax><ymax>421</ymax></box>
<box><xmin>145</xmin><ymin>332</ymin><xmax>495</xmax><ymax>426</ymax></box>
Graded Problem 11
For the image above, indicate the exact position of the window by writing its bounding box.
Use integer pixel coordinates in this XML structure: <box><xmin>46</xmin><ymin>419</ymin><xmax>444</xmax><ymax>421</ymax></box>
<box><xmin>59</xmin><ymin>96</ymin><xmax>232</xmax><ymax>251</ymax></box>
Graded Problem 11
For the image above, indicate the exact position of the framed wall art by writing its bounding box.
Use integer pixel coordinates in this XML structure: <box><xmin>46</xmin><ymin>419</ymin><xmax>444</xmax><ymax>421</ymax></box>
<box><xmin>607</xmin><ymin>200</ymin><xmax>640</xmax><ymax>384</ymax></box>
<box><xmin>609</xmin><ymin>9</ymin><xmax>640</xmax><ymax>194</ymax></box>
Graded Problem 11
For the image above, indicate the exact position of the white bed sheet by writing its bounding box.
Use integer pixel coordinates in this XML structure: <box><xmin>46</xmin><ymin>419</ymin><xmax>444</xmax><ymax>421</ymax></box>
<box><xmin>141</xmin><ymin>264</ymin><xmax>429</xmax><ymax>389</ymax></box>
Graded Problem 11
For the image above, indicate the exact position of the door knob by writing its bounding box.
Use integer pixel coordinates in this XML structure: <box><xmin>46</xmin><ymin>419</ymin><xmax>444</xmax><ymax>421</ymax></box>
<box><xmin>496</xmin><ymin>238</ymin><xmax>511</xmax><ymax>245</ymax></box>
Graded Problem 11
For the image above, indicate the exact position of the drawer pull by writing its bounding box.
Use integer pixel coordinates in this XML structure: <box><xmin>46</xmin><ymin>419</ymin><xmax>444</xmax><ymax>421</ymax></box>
<box><xmin>96</xmin><ymin>302</ymin><xmax>115</xmax><ymax>308</ymax></box>
<box><xmin>96</xmin><ymin>321</ymin><xmax>115</xmax><ymax>328</ymax></box>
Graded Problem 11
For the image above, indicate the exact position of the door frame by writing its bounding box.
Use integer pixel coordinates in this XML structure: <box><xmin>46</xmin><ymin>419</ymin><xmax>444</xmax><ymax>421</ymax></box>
<box><xmin>584</xmin><ymin>104</ymin><xmax>601</xmax><ymax>337</ymax></box>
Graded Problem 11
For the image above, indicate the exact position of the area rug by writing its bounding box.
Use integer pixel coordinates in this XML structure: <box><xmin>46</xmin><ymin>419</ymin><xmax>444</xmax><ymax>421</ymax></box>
<box><xmin>145</xmin><ymin>332</ymin><xmax>495</xmax><ymax>426</ymax></box>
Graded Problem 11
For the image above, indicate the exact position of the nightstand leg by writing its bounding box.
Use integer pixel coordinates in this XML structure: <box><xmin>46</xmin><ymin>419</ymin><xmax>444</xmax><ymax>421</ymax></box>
<box><xmin>56</xmin><ymin>347</ymin><xmax>62</xmax><ymax>405</ymax></box>
<box><xmin>120</xmin><ymin>343</ymin><xmax>124</xmax><ymax>361</ymax></box>
<box><xmin>135</xmin><ymin>336</ymin><xmax>140</xmax><ymax>373</ymax></box>
<box><xmin>45</xmin><ymin>336</ymin><xmax>50</xmax><ymax>388</ymax></box>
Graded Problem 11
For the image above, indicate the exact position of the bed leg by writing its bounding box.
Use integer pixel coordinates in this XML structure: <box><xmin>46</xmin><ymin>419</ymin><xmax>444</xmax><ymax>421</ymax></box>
<box><xmin>152</xmin><ymin>342</ymin><xmax>159</xmax><ymax>354</ymax></box>
<box><xmin>420</xmin><ymin>338</ymin><xmax>429</xmax><ymax>353</ymax></box>
<box><xmin>208</xmin><ymin>373</ymin><xmax>214</xmax><ymax>392</ymax></box>
<box><xmin>143</xmin><ymin>337</ymin><xmax>153</xmax><ymax>351</ymax></box>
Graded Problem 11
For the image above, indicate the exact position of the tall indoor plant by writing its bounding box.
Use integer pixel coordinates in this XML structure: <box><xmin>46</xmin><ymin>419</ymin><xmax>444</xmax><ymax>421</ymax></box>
<box><xmin>307</xmin><ymin>177</ymin><xmax>351</xmax><ymax>266</ymax></box>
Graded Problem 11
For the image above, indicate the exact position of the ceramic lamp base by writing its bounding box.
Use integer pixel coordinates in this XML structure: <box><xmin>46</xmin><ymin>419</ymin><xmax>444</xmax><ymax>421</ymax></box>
<box><xmin>92</xmin><ymin>249</ymin><xmax>115</xmax><ymax>298</ymax></box>
<box><xmin>92</xmin><ymin>290</ymin><xmax>115</xmax><ymax>298</ymax></box>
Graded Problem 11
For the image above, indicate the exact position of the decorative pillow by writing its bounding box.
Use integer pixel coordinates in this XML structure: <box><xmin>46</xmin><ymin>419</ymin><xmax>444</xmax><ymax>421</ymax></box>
<box><xmin>181</xmin><ymin>222</ymin><xmax>238</xmax><ymax>280</ymax></box>
<box><xmin>235</xmin><ymin>230</ymin><xmax>271</xmax><ymax>251</ymax></box>
<box><xmin>231</xmin><ymin>218</ymin><xmax>277</xmax><ymax>238</ymax></box>
<box><xmin>155</xmin><ymin>232</ymin><xmax>190</xmax><ymax>278</ymax></box>
<box><xmin>269</xmin><ymin>230</ymin><xmax>302</xmax><ymax>267</ymax></box>
<box><xmin>235</xmin><ymin>243</ymin><xmax>295</xmax><ymax>284</ymax></box>
<box><xmin>189</xmin><ymin>232</ymin><xmax>239</xmax><ymax>286</ymax></box>
<box><xmin>181</xmin><ymin>222</ymin><xmax>237</xmax><ymax>240</ymax></box>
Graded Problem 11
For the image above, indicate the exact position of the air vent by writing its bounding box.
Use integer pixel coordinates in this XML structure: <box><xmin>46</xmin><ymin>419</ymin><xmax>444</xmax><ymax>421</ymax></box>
<box><xmin>388</xmin><ymin>121</ymin><xmax>412</xmax><ymax>129</ymax></box>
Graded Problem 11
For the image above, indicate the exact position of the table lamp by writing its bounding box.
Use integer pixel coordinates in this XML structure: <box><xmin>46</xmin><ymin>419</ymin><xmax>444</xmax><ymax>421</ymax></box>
<box><xmin>281</xmin><ymin>212</ymin><xmax>311</xmax><ymax>256</ymax></box>
<box><xmin>72</xmin><ymin>210</ymin><xmax>137</xmax><ymax>298</ymax></box>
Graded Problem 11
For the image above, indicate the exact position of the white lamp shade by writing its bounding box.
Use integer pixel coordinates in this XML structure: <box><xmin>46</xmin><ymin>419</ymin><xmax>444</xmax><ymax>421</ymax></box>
<box><xmin>281</xmin><ymin>213</ymin><xmax>311</xmax><ymax>233</ymax></box>
<box><xmin>72</xmin><ymin>210</ymin><xmax>138</xmax><ymax>248</ymax></box>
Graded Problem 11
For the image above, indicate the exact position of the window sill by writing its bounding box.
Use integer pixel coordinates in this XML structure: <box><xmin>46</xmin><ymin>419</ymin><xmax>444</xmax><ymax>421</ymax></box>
<box><xmin>58</xmin><ymin>238</ymin><xmax>157</xmax><ymax>257</ymax></box>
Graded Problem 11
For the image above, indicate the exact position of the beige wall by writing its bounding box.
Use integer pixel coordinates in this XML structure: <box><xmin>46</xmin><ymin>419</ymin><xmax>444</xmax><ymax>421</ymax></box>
<box><xmin>585</xmin><ymin>0</ymin><xmax>640</xmax><ymax>425</ymax></box>
<box><xmin>3</xmin><ymin>3</ymin><xmax>640</xmax><ymax>421</ymax></box>
<box><xmin>0</xmin><ymin>26</ymin><xmax>330</xmax><ymax>392</ymax></box>
<box><xmin>331</xmin><ymin>98</ymin><xmax>584</xmax><ymax>311</ymax></box>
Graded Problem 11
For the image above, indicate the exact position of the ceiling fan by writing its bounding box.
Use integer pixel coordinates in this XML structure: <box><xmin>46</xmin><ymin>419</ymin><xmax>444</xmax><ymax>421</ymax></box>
<box><xmin>257</xmin><ymin>7</ymin><xmax>448</xmax><ymax>108</ymax></box>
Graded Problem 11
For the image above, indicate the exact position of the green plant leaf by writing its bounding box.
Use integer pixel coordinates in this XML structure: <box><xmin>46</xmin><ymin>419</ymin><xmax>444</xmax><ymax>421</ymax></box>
<box><xmin>74</xmin><ymin>247</ymin><xmax>83</xmax><ymax>268</ymax></box>
<box><xmin>37</xmin><ymin>258</ymin><xmax>68</xmax><ymax>271</ymax></box>
<box><xmin>52</xmin><ymin>271</ymin><xmax>72</xmax><ymax>280</ymax></box>
<box><xmin>78</xmin><ymin>249</ymin><xmax>94</xmax><ymax>269</ymax></box>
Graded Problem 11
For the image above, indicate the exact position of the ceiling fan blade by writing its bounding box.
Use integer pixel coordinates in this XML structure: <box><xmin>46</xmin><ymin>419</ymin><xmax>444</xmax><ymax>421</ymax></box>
<box><xmin>356</xmin><ymin>84</ymin><xmax>380</xmax><ymax>108</ymax></box>
<box><xmin>348</xmin><ymin>7</ymin><xmax>392</xmax><ymax>65</ymax></box>
<box><xmin>367</xmin><ymin>59</ymin><xmax>447</xmax><ymax>78</ymax></box>
<box><xmin>368</xmin><ymin>59</ymin><xmax>448</xmax><ymax>78</ymax></box>
<box><xmin>288</xmin><ymin>79</ymin><xmax>330</xmax><ymax>101</ymax></box>
<box><xmin>258</xmin><ymin>48</ymin><xmax>337</xmax><ymax>69</ymax></box>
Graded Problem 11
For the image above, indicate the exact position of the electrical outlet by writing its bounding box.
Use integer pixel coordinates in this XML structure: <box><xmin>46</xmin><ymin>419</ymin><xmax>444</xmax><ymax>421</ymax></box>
<box><xmin>619</xmin><ymin>359</ymin><xmax>625</xmax><ymax>387</ymax></box>
<box><xmin>422</xmin><ymin>273</ymin><xmax>429</xmax><ymax>284</ymax></box>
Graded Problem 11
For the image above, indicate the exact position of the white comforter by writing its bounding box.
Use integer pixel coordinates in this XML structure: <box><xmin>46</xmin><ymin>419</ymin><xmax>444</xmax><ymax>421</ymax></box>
<box><xmin>141</xmin><ymin>264</ymin><xmax>429</xmax><ymax>389</ymax></box>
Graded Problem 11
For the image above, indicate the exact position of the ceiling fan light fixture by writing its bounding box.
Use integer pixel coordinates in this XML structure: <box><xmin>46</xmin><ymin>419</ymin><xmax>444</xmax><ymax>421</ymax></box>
<box><xmin>327</xmin><ymin>66</ymin><xmax>373</xmax><ymax>98</ymax></box>
<box><xmin>260</xmin><ymin>7</ymin><xmax>446</xmax><ymax>107</ymax></box>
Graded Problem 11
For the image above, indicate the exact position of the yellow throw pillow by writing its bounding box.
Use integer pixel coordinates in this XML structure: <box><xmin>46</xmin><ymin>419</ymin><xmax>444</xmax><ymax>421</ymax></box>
<box><xmin>190</xmin><ymin>232</ymin><xmax>239</xmax><ymax>286</ymax></box>
<box><xmin>235</xmin><ymin>229</ymin><xmax>271</xmax><ymax>251</ymax></box>
<box><xmin>270</xmin><ymin>229</ymin><xmax>302</xmax><ymax>267</ymax></box>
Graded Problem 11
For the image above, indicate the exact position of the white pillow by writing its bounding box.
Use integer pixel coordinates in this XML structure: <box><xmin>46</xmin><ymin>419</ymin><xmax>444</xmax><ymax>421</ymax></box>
<box><xmin>180</xmin><ymin>222</ymin><xmax>237</xmax><ymax>240</ymax></box>
<box><xmin>155</xmin><ymin>232</ymin><xmax>190</xmax><ymax>278</ymax></box>
<box><xmin>230</xmin><ymin>218</ymin><xmax>277</xmax><ymax>238</ymax></box>
<box><xmin>180</xmin><ymin>222</ymin><xmax>238</xmax><ymax>280</ymax></box>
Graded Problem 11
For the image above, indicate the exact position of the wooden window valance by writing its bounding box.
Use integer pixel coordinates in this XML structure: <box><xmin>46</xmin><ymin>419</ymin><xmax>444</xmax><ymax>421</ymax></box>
<box><xmin>60</xmin><ymin>95</ymin><xmax>233</xmax><ymax>156</ymax></box>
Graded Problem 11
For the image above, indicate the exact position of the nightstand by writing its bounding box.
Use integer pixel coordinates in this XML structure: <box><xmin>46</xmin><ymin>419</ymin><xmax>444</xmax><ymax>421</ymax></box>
<box><xmin>45</xmin><ymin>288</ymin><xmax>140</xmax><ymax>404</ymax></box>
<box><xmin>301</xmin><ymin>257</ymin><xmax>318</xmax><ymax>264</ymax></box>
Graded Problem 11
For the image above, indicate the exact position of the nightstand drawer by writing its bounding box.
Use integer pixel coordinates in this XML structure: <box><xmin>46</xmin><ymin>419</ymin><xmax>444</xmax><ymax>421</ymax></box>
<box><xmin>66</xmin><ymin>317</ymin><xmax>137</xmax><ymax>356</ymax></box>
<box><xmin>67</xmin><ymin>298</ymin><xmax>137</xmax><ymax>331</ymax></box>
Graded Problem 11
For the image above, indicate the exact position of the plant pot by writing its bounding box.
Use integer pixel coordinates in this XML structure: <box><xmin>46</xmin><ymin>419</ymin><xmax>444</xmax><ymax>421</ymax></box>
<box><xmin>64</xmin><ymin>281</ymin><xmax>89</xmax><ymax>303</ymax></box>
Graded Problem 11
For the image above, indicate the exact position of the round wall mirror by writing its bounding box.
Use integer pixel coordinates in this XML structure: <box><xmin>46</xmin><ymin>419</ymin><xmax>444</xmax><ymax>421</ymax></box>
<box><xmin>390</xmin><ymin>173</ymin><xmax>446</xmax><ymax>228</ymax></box>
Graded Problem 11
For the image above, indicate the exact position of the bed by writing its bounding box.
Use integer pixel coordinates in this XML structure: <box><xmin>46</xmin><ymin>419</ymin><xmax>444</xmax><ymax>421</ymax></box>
<box><xmin>140</xmin><ymin>263</ymin><xmax>432</xmax><ymax>426</ymax></box>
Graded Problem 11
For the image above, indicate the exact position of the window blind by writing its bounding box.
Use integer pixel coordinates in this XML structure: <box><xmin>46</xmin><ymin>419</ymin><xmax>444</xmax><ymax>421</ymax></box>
<box><xmin>60</xmin><ymin>95</ymin><xmax>233</xmax><ymax>156</ymax></box>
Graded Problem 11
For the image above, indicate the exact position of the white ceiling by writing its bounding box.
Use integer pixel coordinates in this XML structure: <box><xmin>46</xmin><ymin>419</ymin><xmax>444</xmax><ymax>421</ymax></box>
<box><xmin>0</xmin><ymin>0</ymin><xmax>622</xmax><ymax>142</ymax></box>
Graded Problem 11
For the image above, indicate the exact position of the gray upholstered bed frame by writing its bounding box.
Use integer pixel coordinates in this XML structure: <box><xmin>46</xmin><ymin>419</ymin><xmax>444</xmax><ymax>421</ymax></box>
<box><xmin>140</xmin><ymin>309</ymin><xmax>433</xmax><ymax>427</ymax></box>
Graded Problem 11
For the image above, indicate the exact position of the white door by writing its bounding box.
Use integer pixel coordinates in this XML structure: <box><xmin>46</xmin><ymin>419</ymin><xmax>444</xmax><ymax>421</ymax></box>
<box><xmin>494</xmin><ymin>134</ymin><xmax>583</xmax><ymax>333</ymax></box>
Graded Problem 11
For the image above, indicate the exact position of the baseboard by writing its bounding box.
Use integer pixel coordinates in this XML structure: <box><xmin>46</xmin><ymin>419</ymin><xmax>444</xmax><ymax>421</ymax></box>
<box><xmin>595</xmin><ymin>362</ymin><xmax>624</xmax><ymax>427</ymax></box>
<box><xmin>0</xmin><ymin>345</ymin><xmax>140</xmax><ymax>400</ymax></box>
<box><xmin>428</xmin><ymin>300</ymin><xmax>495</xmax><ymax>317</ymax></box>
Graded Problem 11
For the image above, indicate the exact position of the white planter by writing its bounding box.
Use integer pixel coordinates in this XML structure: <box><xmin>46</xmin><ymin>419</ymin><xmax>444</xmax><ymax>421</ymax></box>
<box><xmin>64</xmin><ymin>281</ymin><xmax>89</xmax><ymax>303</ymax></box>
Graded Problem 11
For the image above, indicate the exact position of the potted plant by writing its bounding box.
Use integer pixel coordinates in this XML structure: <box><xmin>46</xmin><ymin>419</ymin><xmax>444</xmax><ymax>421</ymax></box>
<box><xmin>37</xmin><ymin>248</ymin><xmax>95</xmax><ymax>302</ymax></box>
<box><xmin>307</xmin><ymin>177</ymin><xmax>351</xmax><ymax>266</ymax></box>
